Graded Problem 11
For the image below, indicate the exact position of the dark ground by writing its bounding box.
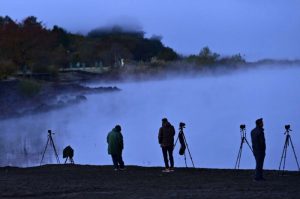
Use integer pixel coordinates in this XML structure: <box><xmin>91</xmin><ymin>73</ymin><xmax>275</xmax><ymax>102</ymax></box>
<box><xmin>0</xmin><ymin>165</ymin><xmax>299</xmax><ymax>199</ymax></box>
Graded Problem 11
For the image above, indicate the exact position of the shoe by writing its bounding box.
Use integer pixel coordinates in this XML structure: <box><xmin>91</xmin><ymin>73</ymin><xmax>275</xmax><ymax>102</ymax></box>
<box><xmin>169</xmin><ymin>168</ymin><xmax>175</xmax><ymax>172</ymax></box>
<box><xmin>119</xmin><ymin>168</ymin><xmax>126</xmax><ymax>171</ymax></box>
<box><xmin>114</xmin><ymin>168</ymin><xmax>118</xmax><ymax>171</ymax></box>
<box><xmin>162</xmin><ymin>168</ymin><xmax>170</xmax><ymax>173</ymax></box>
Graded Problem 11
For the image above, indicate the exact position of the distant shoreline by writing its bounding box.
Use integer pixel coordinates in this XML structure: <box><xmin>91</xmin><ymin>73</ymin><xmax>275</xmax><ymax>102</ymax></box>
<box><xmin>0</xmin><ymin>80</ymin><xmax>120</xmax><ymax>120</ymax></box>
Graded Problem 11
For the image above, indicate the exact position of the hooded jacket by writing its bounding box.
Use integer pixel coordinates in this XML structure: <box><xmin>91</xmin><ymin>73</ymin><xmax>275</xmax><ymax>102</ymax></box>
<box><xmin>107</xmin><ymin>128</ymin><xmax>124</xmax><ymax>155</ymax></box>
<box><xmin>158</xmin><ymin>122</ymin><xmax>175</xmax><ymax>147</ymax></box>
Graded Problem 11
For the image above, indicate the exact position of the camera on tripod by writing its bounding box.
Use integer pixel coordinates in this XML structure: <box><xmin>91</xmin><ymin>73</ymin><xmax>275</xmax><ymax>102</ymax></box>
<box><xmin>174</xmin><ymin>121</ymin><xmax>195</xmax><ymax>168</ymax></box>
<box><xmin>41</xmin><ymin>129</ymin><xmax>60</xmax><ymax>165</ymax></box>
<box><xmin>235</xmin><ymin>123</ymin><xmax>253</xmax><ymax>169</ymax></box>
<box><xmin>63</xmin><ymin>145</ymin><xmax>75</xmax><ymax>164</ymax></box>
<box><xmin>279</xmin><ymin>124</ymin><xmax>300</xmax><ymax>173</ymax></box>
<box><xmin>179</xmin><ymin>122</ymin><xmax>186</xmax><ymax>129</ymax></box>
<box><xmin>240</xmin><ymin>124</ymin><xmax>246</xmax><ymax>130</ymax></box>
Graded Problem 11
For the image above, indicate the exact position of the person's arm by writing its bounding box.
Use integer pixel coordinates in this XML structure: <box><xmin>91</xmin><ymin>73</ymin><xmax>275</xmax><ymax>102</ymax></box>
<box><xmin>171</xmin><ymin>126</ymin><xmax>175</xmax><ymax>137</ymax></box>
<box><xmin>107</xmin><ymin>133</ymin><xmax>110</xmax><ymax>144</ymax></box>
<box><xmin>119</xmin><ymin>133</ymin><xmax>124</xmax><ymax>150</ymax></box>
<box><xmin>158</xmin><ymin>128</ymin><xmax>163</xmax><ymax>144</ymax></box>
<box><xmin>260</xmin><ymin>131</ymin><xmax>266</xmax><ymax>151</ymax></box>
<box><xmin>251</xmin><ymin>130</ymin><xmax>258</xmax><ymax>152</ymax></box>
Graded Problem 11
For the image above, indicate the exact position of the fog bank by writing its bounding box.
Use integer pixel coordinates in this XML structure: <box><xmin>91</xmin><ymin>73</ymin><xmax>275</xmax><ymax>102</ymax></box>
<box><xmin>1</xmin><ymin>65</ymin><xmax>300</xmax><ymax>170</ymax></box>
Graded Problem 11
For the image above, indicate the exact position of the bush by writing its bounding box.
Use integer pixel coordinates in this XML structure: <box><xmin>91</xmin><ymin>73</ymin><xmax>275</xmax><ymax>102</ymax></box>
<box><xmin>18</xmin><ymin>80</ymin><xmax>41</xmax><ymax>97</ymax></box>
<box><xmin>0</xmin><ymin>60</ymin><xmax>17</xmax><ymax>79</ymax></box>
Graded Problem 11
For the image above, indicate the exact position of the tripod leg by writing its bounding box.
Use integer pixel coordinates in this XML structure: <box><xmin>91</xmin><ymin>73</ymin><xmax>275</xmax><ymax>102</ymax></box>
<box><xmin>187</xmin><ymin>148</ymin><xmax>195</xmax><ymax>168</ymax></box>
<box><xmin>40</xmin><ymin>138</ymin><xmax>50</xmax><ymax>165</ymax></box>
<box><xmin>50</xmin><ymin>136</ymin><xmax>60</xmax><ymax>164</ymax></box>
<box><xmin>238</xmin><ymin>142</ymin><xmax>244</xmax><ymax>169</ymax></box>
<box><xmin>174</xmin><ymin>135</ymin><xmax>179</xmax><ymax>149</ymax></box>
<box><xmin>282</xmin><ymin>141</ymin><xmax>288</xmax><ymax>174</ymax></box>
<box><xmin>279</xmin><ymin>136</ymin><xmax>288</xmax><ymax>171</ymax></box>
<box><xmin>235</xmin><ymin>139</ymin><xmax>244</xmax><ymax>169</ymax></box>
<box><xmin>184</xmin><ymin>153</ymin><xmax>187</xmax><ymax>168</ymax></box>
<box><xmin>244</xmin><ymin>138</ymin><xmax>253</xmax><ymax>153</ymax></box>
<box><xmin>183</xmin><ymin>134</ymin><xmax>195</xmax><ymax>168</ymax></box>
<box><xmin>235</xmin><ymin>147</ymin><xmax>241</xmax><ymax>169</ymax></box>
<box><xmin>288</xmin><ymin>136</ymin><xmax>300</xmax><ymax>171</ymax></box>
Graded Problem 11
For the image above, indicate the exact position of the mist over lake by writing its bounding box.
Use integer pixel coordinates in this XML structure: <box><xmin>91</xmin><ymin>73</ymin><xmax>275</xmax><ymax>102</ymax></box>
<box><xmin>1</xmin><ymin>65</ymin><xmax>300</xmax><ymax>170</ymax></box>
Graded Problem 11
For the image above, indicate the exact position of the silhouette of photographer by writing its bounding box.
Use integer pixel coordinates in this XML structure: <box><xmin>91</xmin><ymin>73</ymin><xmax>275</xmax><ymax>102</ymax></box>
<box><xmin>107</xmin><ymin>125</ymin><xmax>125</xmax><ymax>170</ymax></box>
<box><xmin>251</xmin><ymin>118</ymin><xmax>266</xmax><ymax>181</ymax></box>
<box><xmin>158</xmin><ymin>118</ymin><xmax>175</xmax><ymax>172</ymax></box>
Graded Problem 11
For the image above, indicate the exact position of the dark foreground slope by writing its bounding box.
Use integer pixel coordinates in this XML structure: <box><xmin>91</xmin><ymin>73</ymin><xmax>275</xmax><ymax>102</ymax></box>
<box><xmin>0</xmin><ymin>165</ymin><xmax>299</xmax><ymax>199</ymax></box>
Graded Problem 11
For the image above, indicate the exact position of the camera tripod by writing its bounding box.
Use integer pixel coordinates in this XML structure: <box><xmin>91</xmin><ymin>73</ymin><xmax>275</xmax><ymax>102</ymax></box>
<box><xmin>174</xmin><ymin>126</ymin><xmax>195</xmax><ymax>168</ymax></box>
<box><xmin>40</xmin><ymin>130</ymin><xmax>60</xmax><ymax>165</ymax></box>
<box><xmin>279</xmin><ymin>126</ymin><xmax>300</xmax><ymax>173</ymax></box>
<box><xmin>63</xmin><ymin>145</ymin><xmax>75</xmax><ymax>164</ymax></box>
<box><xmin>64</xmin><ymin>156</ymin><xmax>74</xmax><ymax>164</ymax></box>
<box><xmin>234</xmin><ymin>125</ymin><xmax>253</xmax><ymax>169</ymax></box>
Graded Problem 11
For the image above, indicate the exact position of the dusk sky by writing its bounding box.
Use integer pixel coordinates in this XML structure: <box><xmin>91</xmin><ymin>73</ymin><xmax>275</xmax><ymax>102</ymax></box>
<box><xmin>1</xmin><ymin>0</ymin><xmax>300</xmax><ymax>61</ymax></box>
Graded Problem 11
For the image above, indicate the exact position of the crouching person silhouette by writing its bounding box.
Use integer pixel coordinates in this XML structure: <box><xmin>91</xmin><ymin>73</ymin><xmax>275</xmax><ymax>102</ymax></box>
<box><xmin>158</xmin><ymin>118</ymin><xmax>175</xmax><ymax>172</ymax></box>
<box><xmin>107</xmin><ymin>125</ymin><xmax>125</xmax><ymax>171</ymax></box>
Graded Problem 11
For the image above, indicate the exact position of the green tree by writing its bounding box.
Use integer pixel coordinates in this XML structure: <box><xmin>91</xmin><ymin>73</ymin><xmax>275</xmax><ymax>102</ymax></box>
<box><xmin>157</xmin><ymin>47</ymin><xmax>178</xmax><ymax>61</ymax></box>
<box><xmin>0</xmin><ymin>59</ymin><xmax>17</xmax><ymax>79</ymax></box>
<box><xmin>197</xmin><ymin>46</ymin><xmax>220</xmax><ymax>65</ymax></box>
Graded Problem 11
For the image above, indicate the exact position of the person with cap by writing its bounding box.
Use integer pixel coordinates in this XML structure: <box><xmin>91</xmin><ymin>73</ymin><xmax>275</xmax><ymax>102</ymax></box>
<box><xmin>107</xmin><ymin>125</ymin><xmax>125</xmax><ymax>170</ymax></box>
<box><xmin>251</xmin><ymin>118</ymin><xmax>266</xmax><ymax>181</ymax></box>
<box><xmin>158</xmin><ymin>118</ymin><xmax>176</xmax><ymax>172</ymax></box>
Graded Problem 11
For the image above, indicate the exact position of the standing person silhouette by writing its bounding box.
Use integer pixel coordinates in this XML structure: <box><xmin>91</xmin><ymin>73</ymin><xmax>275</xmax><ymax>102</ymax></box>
<box><xmin>158</xmin><ymin>118</ymin><xmax>175</xmax><ymax>172</ymax></box>
<box><xmin>251</xmin><ymin>118</ymin><xmax>266</xmax><ymax>181</ymax></box>
<box><xmin>107</xmin><ymin>125</ymin><xmax>125</xmax><ymax>171</ymax></box>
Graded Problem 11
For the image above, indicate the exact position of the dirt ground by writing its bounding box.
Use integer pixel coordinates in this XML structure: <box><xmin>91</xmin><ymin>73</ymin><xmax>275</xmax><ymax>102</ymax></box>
<box><xmin>0</xmin><ymin>165</ymin><xmax>299</xmax><ymax>199</ymax></box>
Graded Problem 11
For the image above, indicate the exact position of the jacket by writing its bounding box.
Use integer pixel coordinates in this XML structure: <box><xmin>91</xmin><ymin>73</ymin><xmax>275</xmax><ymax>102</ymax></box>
<box><xmin>158</xmin><ymin>122</ymin><xmax>175</xmax><ymax>147</ymax></box>
<box><xmin>251</xmin><ymin>126</ymin><xmax>266</xmax><ymax>155</ymax></box>
<box><xmin>107</xmin><ymin>128</ymin><xmax>124</xmax><ymax>155</ymax></box>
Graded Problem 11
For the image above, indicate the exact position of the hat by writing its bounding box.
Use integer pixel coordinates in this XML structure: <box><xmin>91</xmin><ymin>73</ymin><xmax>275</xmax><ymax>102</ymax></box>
<box><xmin>255</xmin><ymin>118</ymin><xmax>263</xmax><ymax>125</ymax></box>
<box><xmin>115</xmin><ymin>125</ymin><xmax>121</xmax><ymax>132</ymax></box>
<box><xmin>162</xmin><ymin>118</ymin><xmax>168</xmax><ymax>122</ymax></box>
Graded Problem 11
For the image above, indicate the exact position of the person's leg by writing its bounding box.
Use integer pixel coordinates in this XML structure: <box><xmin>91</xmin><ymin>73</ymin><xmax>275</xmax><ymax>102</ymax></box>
<box><xmin>111</xmin><ymin>155</ymin><xmax>119</xmax><ymax>169</ymax></box>
<box><xmin>254</xmin><ymin>155</ymin><xmax>260</xmax><ymax>179</ymax></box>
<box><xmin>117</xmin><ymin>153</ymin><xmax>125</xmax><ymax>169</ymax></box>
<box><xmin>259</xmin><ymin>153</ymin><xmax>265</xmax><ymax>179</ymax></box>
<box><xmin>167</xmin><ymin>146</ymin><xmax>174</xmax><ymax>169</ymax></box>
<box><xmin>162</xmin><ymin>147</ymin><xmax>169</xmax><ymax>168</ymax></box>
<box><xmin>255</xmin><ymin>153</ymin><xmax>264</xmax><ymax>180</ymax></box>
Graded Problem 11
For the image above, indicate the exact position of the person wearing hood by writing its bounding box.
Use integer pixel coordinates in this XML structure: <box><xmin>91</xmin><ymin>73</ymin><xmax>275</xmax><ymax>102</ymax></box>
<box><xmin>107</xmin><ymin>125</ymin><xmax>125</xmax><ymax>170</ymax></box>
<box><xmin>158</xmin><ymin>118</ymin><xmax>176</xmax><ymax>172</ymax></box>
<box><xmin>251</xmin><ymin>118</ymin><xmax>266</xmax><ymax>181</ymax></box>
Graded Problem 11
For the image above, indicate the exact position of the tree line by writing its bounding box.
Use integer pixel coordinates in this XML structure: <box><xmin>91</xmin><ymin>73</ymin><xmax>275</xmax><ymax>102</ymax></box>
<box><xmin>0</xmin><ymin>15</ymin><xmax>245</xmax><ymax>79</ymax></box>
<box><xmin>0</xmin><ymin>16</ymin><xmax>179</xmax><ymax>78</ymax></box>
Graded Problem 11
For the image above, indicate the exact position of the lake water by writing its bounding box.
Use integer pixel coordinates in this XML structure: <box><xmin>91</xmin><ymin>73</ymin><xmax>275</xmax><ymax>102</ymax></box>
<box><xmin>1</xmin><ymin>65</ymin><xmax>300</xmax><ymax>170</ymax></box>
